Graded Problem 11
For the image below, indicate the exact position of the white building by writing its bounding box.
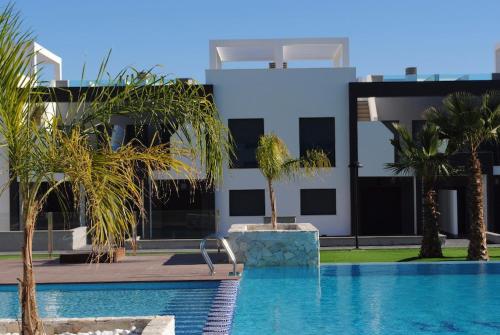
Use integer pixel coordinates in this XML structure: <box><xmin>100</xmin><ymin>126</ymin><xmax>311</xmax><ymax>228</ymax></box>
<box><xmin>206</xmin><ymin>38</ymin><xmax>353</xmax><ymax>235</ymax></box>
<box><xmin>0</xmin><ymin>42</ymin><xmax>63</xmax><ymax>232</ymax></box>
<box><xmin>3</xmin><ymin>37</ymin><xmax>500</xmax><ymax>240</ymax></box>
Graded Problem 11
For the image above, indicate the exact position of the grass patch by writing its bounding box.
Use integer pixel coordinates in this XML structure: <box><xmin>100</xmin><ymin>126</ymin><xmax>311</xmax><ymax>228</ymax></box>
<box><xmin>0</xmin><ymin>253</ymin><xmax>60</xmax><ymax>260</ymax></box>
<box><xmin>1</xmin><ymin>248</ymin><xmax>499</xmax><ymax>263</ymax></box>
<box><xmin>320</xmin><ymin>247</ymin><xmax>500</xmax><ymax>263</ymax></box>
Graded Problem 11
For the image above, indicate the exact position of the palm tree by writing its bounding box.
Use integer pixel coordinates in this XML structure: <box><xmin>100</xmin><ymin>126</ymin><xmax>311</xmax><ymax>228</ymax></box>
<box><xmin>0</xmin><ymin>5</ymin><xmax>230</xmax><ymax>334</ymax></box>
<box><xmin>255</xmin><ymin>133</ymin><xmax>331</xmax><ymax>229</ymax></box>
<box><xmin>426</xmin><ymin>92</ymin><xmax>500</xmax><ymax>261</ymax></box>
<box><xmin>386</xmin><ymin>123</ymin><xmax>451</xmax><ymax>258</ymax></box>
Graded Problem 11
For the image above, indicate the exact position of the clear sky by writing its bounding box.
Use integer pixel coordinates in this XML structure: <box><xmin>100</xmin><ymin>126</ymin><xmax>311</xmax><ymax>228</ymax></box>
<box><xmin>8</xmin><ymin>0</ymin><xmax>500</xmax><ymax>83</ymax></box>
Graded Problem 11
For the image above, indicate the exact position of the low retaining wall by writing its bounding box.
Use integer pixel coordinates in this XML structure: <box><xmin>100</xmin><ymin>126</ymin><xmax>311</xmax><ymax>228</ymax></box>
<box><xmin>486</xmin><ymin>232</ymin><xmax>500</xmax><ymax>244</ymax></box>
<box><xmin>125</xmin><ymin>239</ymin><xmax>219</xmax><ymax>250</ymax></box>
<box><xmin>0</xmin><ymin>227</ymin><xmax>86</xmax><ymax>252</ymax></box>
<box><xmin>125</xmin><ymin>235</ymin><xmax>448</xmax><ymax>251</ymax></box>
<box><xmin>228</xmin><ymin>223</ymin><xmax>319</xmax><ymax>267</ymax></box>
<box><xmin>320</xmin><ymin>234</ymin><xmax>447</xmax><ymax>247</ymax></box>
<box><xmin>0</xmin><ymin>316</ymin><xmax>174</xmax><ymax>335</ymax></box>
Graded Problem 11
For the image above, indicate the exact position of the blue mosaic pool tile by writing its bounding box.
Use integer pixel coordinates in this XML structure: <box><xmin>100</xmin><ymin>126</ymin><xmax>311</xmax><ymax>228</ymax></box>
<box><xmin>203</xmin><ymin>280</ymin><xmax>240</xmax><ymax>335</ymax></box>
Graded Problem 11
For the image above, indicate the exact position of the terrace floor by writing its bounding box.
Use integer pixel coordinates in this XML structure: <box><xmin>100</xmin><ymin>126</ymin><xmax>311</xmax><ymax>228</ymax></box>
<box><xmin>0</xmin><ymin>254</ymin><xmax>243</xmax><ymax>285</ymax></box>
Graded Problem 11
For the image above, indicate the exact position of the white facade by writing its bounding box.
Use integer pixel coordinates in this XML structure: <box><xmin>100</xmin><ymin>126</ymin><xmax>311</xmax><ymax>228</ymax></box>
<box><xmin>3</xmin><ymin>37</ymin><xmax>500</xmax><ymax>238</ymax></box>
<box><xmin>358</xmin><ymin>121</ymin><xmax>395</xmax><ymax>177</ymax></box>
<box><xmin>206</xmin><ymin>67</ymin><xmax>355</xmax><ymax>236</ymax></box>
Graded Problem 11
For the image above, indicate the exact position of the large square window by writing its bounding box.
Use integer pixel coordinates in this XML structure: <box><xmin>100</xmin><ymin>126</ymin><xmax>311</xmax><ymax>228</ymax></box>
<box><xmin>229</xmin><ymin>118</ymin><xmax>264</xmax><ymax>168</ymax></box>
<box><xmin>300</xmin><ymin>189</ymin><xmax>336</xmax><ymax>215</ymax></box>
<box><xmin>229</xmin><ymin>190</ymin><xmax>265</xmax><ymax>216</ymax></box>
<box><xmin>299</xmin><ymin>117</ymin><xmax>335</xmax><ymax>166</ymax></box>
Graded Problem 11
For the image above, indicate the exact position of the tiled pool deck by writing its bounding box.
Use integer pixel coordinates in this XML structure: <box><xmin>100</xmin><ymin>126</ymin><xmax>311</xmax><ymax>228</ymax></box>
<box><xmin>0</xmin><ymin>254</ymin><xmax>243</xmax><ymax>284</ymax></box>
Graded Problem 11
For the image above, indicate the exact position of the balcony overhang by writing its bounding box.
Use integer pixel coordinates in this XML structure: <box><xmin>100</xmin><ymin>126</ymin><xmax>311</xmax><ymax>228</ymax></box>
<box><xmin>209</xmin><ymin>38</ymin><xmax>349</xmax><ymax>69</ymax></box>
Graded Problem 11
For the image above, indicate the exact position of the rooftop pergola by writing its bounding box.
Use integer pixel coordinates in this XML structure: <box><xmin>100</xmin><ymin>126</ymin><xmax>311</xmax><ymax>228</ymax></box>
<box><xmin>31</xmin><ymin>42</ymin><xmax>62</xmax><ymax>81</ymax></box>
<box><xmin>209</xmin><ymin>38</ymin><xmax>349</xmax><ymax>69</ymax></box>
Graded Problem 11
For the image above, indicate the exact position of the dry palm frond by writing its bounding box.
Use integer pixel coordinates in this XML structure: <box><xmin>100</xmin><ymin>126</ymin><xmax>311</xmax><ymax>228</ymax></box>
<box><xmin>256</xmin><ymin>133</ymin><xmax>331</xmax><ymax>182</ymax></box>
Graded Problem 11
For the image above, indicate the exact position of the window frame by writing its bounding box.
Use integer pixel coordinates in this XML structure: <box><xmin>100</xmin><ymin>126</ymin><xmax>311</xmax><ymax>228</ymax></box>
<box><xmin>228</xmin><ymin>118</ymin><xmax>264</xmax><ymax>169</ymax></box>
<box><xmin>229</xmin><ymin>189</ymin><xmax>266</xmax><ymax>216</ymax></box>
<box><xmin>300</xmin><ymin>188</ymin><xmax>337</xmax><ymax>215</ymax></box>
<box><xmin>299</xmin><ymin>117</ymin><xmax>335</xmax><ymax>166</ymax></box>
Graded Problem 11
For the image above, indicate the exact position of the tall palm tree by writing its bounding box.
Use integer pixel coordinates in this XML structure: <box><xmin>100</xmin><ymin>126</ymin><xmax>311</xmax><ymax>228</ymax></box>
<box><xmin>386</xmin><ymin>123</ymin><xmax>451</xmax><ymax>258</ymax></box>
<box><xmin>0</xmin><ymin>5</ymin><xmax>230</xmax><ymax>334</ymax></box>
<box><xmin>255</xmin><ymin>133</ymin><xmax>331</xmax><ymax>229</ymax></box>
<box><xmin>426</xmin><ymin>92</ymin><xmax>500</xmax><ymax>261</ymax></box>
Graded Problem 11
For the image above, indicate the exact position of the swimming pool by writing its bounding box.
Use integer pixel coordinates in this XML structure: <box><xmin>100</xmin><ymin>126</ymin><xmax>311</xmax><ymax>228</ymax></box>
<box><xmin>232</xmin><ymin>262</ymin><xmax>500</xmax><ymax>335</ymax></box>
<box><xmin>1</xmin><ymin>263</ymin><xmax>499</xmax><ymax>334</ymax></box>
<box><xmin>0</xmin><ymin>281</ymin><xmax>220</xmax><ymax>335</ymax></box>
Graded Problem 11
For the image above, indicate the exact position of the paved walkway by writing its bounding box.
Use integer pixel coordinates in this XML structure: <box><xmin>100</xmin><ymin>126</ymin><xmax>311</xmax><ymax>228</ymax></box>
<box><xmin>0</xmin><ymin>254</ymin><xmax>243</xmax><ymax>285</ymax></box>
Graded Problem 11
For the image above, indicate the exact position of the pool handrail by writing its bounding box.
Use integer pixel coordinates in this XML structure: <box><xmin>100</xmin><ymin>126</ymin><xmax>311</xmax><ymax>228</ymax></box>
<box><xmin>200</xmin><ymin>234</ymin><xmax>240</xmax><ymax>276</ymax></box>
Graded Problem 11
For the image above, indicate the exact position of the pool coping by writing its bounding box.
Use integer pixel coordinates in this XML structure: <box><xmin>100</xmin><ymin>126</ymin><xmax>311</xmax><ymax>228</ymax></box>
<box><xmin>0</xmin><ymin>316</ymin><xmax>170</xmax><ymax>334</ymax></box>
<box><xmin>0</xmin><ymin>277</ymin><xmax>241</xmax><ymax>287</ymax></box>
<box><xmin>0</xmin><ymin>255</ymin><xmax>244</xmax><ymax>285</ymax></box>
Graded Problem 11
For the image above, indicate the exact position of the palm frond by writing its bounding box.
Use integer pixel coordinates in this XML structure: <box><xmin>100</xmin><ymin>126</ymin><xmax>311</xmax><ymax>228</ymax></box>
<box><xmin>256</xmin><ymin>133</ymin><xmax>331</xmax><ymax>182</ymax></box>
<box><xmin>426</xmin><ymin>92</ymin><xmax>500</xmax><ymax>152</ymax></box>
<box><xmin>385</xmin><ymin>123</ymin><xmax>452</xmax><ymax>179</ymax></box>
<box><xmin>0</xmin><ymin>3</ymin><xmax>232</xmax><ymax>256</ymax></box>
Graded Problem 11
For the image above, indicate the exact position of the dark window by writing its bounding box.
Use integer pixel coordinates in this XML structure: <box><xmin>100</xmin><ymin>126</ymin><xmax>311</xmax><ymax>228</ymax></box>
<box><xmin>300</xmin><ymin>189</ymin><xmax>336</xmax><ymax>215</ymax></box>
<box><xmin>148</xmin><ymin>124</ymin><xmax>175</xmax><ymax>146</ymax></box>
<box><xmin>299</xmin><ymin>118</ymin><xmax>335</xmax><ymax>166</ymax></box>
<box><xmin>229</xmin><ymin>190</ymin><xmax>265</xmax><ymax>216</ymax></box>
<box><xmin>150</xmin><ymin>180</ymin><xmax>215</xmax><ymax>239</ymax></box>
<box><xmin>36</xmin><ymin>182</ymin><xmax>80</xmax><ymax>230</ymax></box>
<box><xmin>479</xmin><ymin>140</ymin><xmax>500</xmax><ymax>166</ymax></box>
<box><xmin>125</xmin><ymin>124</ymin><xmax>148</xmax><ymax>146</ymax></box>
<box><xmin>229</xmin><ymin>118</ymin><xmax>264</xmax><ymax>168</ymax></box>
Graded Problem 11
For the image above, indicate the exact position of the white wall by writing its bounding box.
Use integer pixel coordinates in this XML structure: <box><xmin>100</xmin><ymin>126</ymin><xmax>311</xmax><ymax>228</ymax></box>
<box><xmin>206</xmin><ymin>67</ymin><xmax>355</xmax><ymax>236</ymax></box>
<box><xmin>358</xmin><ymin>121</ymin><xmax>396</xmax><ymax>177</ymax></box>
<box><xmin>438</xmin><ymin>190</ymin><xmax>458</xmax><ymax>235</ymax></box>
<box><xmin>374</xmin><ymin>97</ymin><xmax>443</xmax><ymax>130</ymax></box>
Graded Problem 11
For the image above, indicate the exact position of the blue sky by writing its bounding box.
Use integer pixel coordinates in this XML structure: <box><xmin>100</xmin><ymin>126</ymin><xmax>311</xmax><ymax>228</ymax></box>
<box><xmin>9</xmin><ymin>0</ymin><xmax>500</xmax><ymax>83</ymax></box>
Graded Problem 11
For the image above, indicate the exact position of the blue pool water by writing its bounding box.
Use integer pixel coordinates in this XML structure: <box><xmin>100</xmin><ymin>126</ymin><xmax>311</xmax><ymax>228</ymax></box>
<box><xmin>0</xmin><ymin>281</ymin><xmax>219</xmax><ymax>335</ymax></box>
<box><xmin>232</xmin><ymin>262</ymin><xmax>500</xmax><ymax>335</ymax></box>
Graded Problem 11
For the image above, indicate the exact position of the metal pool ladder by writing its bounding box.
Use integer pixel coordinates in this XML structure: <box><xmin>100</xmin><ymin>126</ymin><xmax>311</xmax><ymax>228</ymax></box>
<box><xmin>200</xmin><ymin>234</ymin><xmax>240</xmax><ymax>277</ymax></box>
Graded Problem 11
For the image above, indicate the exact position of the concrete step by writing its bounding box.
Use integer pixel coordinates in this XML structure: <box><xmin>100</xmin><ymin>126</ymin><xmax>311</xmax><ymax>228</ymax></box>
<box><xmin>357</xmin><ymin>100</ymin><xmax>371</xmax><ymax>121</ymax></box>
<box><xmin>320</xmin><ymin>234</ymin><xmax>447</xmax><ymax>248</ymax></box>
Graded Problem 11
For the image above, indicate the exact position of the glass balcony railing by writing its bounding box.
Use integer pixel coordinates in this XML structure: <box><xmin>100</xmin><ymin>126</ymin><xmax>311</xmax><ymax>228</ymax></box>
<box><xmin>41</xmin><ymin>77</ymin><xmax>175</xmax><ymax>88</ymax></box>
<box><xmin>36</xmin><ymin>211</ymin><xmax>80</xmax><ymax>230</ymax></box>
<box><xmin>361</xmin><ymin>73</ymin><xmax>496</xmax><ymax>83</ymax></box>
<box><xmin>150</xmin><ymin>210</ymin><xmax>215</xmax><ymax>239</ymax></box>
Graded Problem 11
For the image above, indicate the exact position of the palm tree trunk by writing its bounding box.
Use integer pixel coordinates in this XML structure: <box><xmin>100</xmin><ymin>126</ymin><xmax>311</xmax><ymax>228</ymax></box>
<box><xmin>20</xmin><ymin>199</ymin><xmax>43</xmax><ymax>335</ymax></box>
<box><xmin>268</xmin><ymin>179</ymin><xmax>277</xmax><ymax>229</ymax></box>
<box><xmin>419</xmin><ymin>177</ymin><xmax>443</xmax><ymax>258</ymax></box>
<box><xmin>467</xmin><ymin>151</ymin><xmax>489</xmax><ymax>261</ymax></box>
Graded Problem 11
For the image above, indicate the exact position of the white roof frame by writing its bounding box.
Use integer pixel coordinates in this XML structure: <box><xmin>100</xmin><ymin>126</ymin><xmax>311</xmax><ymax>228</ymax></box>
<box><xmin>209</xmin><ymin>38</ymin><xmax>349</xmax><ymax>69</ymax></box>
<box><xmin>32</xmin><ymin>42</ymin><xmax>62</xmax><ymax>80</ymax></box>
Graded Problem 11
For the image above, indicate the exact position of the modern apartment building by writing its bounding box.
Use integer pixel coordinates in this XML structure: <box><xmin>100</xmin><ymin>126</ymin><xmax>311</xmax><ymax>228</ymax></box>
<box><xmin>3</xmin><ymin>38</ymin><xmax>500</xmax><ymax>239</ymax></box>
<box><xmin>207</xmin><ymin>39</ymin><xmax>352</xmax><ymax>236</ymax></box>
